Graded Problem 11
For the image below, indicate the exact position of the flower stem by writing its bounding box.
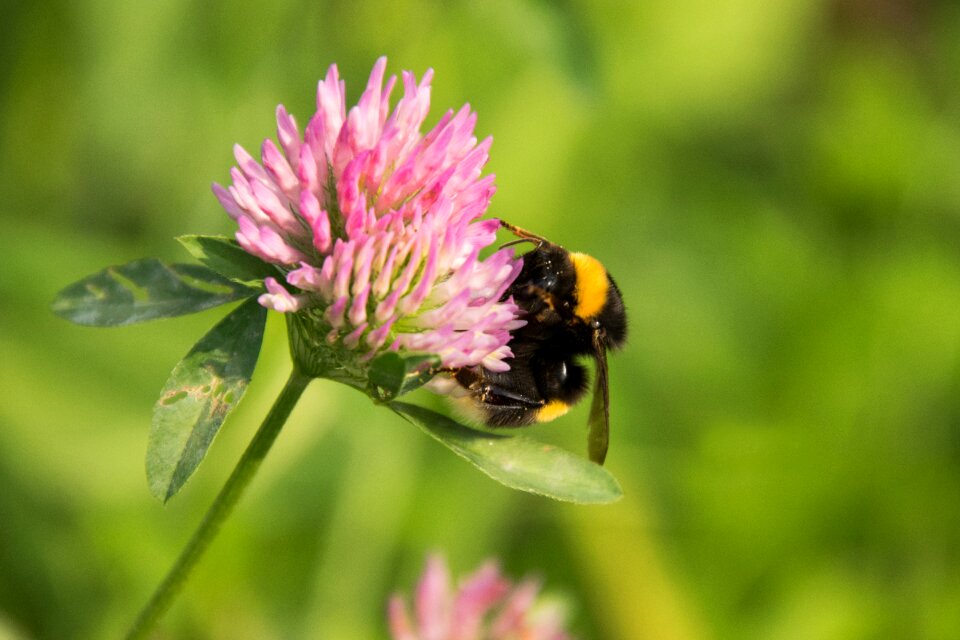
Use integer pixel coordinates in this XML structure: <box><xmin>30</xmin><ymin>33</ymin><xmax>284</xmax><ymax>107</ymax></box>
<box><xmin>125</xmin><ymin>368</ymin><xmax>312</xmax><ymax>640</ymax></box>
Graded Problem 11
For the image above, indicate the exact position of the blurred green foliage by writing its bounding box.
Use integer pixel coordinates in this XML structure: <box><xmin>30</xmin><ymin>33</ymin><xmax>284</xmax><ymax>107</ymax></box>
<box><xmin>2</xmin><ymin>1</ymin><xmax>960</xmax><ymax>638</ymax></box>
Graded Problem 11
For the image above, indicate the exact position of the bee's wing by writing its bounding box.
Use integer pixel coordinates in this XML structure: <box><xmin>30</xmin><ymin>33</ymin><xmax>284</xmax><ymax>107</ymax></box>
<box><xmin>587</xmin><ymin>331</ymin><xmax>610</xmax><ymax>465</ymax></box>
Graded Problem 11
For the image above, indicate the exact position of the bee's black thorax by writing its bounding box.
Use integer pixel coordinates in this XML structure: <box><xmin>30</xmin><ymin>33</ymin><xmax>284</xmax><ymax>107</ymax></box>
<box><xmin>506</xmin><ymin>244</ymin><xmax>627</xmax><ymax>350</ymax></box>
<box><xmin>506</xmin><ymin>245</ymin><xmax>577</xmax><ymax>323</ymax></box>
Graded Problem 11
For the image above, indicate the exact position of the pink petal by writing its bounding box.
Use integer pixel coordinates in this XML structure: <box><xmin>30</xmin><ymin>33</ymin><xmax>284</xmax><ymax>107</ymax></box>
<box><xmin>325</xmin><ymin>295</ymin><xmax>348</xmax><ymax>329</ymax></box>
<box><xmin>275</xmin><ymin>104</ymin><xmax>301</xmax><ymax>171</ymax></box>
<box><xmin>388</xmin><ymin>596</ymin><xmax>418</xmax><ymax>640</ymax></box>
<box><xmin>347</xmin><ymin>283</ymin><xmax>370</xmax><ymax>326</ymax></box>
<box><xmin>261</xmin><ymin>138</ymin><xmax>299</xmax><ymax>199</ymax></box>
<box><xmin>416</xmin><ymin>555</ymin><xmax>451</xmax><ymax>640</ymax></box>
<box><xmin>490</xmin><ymin>579</ymin><xmax>541</xmax><ymax>637</ymax></box>
<box><xmin>449</xmin><ymin>561</ymin><xmax>510</xmax><ymax>640</ymax></box>
<box><xmin>258</xmin><ymin>277</ymin><xmax>302</xmax><ymax>313</ymax></box>
<box><xmin>342</xmin><ymin>322</ymin><xmax>368</xmax><ymax>349</ymax></box>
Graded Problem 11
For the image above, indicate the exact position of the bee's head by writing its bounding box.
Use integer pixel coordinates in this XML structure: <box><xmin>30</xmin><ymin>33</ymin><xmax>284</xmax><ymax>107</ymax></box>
<box><xmin>569</xmin><ymin>252</ymin><xmax>628</xmax><ymax>350</ymax></box>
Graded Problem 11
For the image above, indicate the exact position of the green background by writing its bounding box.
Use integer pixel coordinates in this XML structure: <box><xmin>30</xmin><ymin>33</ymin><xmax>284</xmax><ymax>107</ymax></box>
<box><xmin>2</xmin><ymin>1</ymin><xmax>960</xmax><ymax>638</ymax></box>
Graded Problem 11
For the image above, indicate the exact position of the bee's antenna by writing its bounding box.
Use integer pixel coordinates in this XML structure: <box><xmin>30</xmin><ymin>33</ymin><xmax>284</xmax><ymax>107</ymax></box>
<box><xmin>500</xmin><ymin>237</ymin><xmax>541</xmax><ymax>250</ymax></box>
<box><xmin>498</xmin><ymin>219</ymin><xmax>550</xmax><ymax>249</ymax></box>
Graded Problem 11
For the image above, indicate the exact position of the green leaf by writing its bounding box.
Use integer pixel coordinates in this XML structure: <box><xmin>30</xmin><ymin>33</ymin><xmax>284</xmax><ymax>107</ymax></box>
<box><xmin>391</xmin><ymin>402</ymin><xmax>623</xmax><ymax>504</ymax></box>
<box><xmin>147</xmin><ymin>298</ymin><xmax>267</xmax><ymax>502</ymax></box>
<box><xmin>177</xmin><ymin>235</ymin><xmax>277</xmax><ymax>285</ymax></box>
<box><xmin>369</xmin><ymin>352</ymin><xmax>442</xmax><ymax>400</ymax></box>
<box><xmin>52</xmin><ymin>258</ymin><xmax>258</xmax><ymax>326</ymax></box>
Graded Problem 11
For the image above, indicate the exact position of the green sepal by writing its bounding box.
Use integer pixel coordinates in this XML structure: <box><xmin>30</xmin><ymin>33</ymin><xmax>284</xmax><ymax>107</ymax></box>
<box><xmin>147</xmin><ymin>298</ymin><xmax>267</xmax><ymax>503</ymax></box>
<box><xmin>177</xmin><ymin>235</ymin><xmax>278</xmax><ymax>286</ymax></box>
<box><xmin>369</xmin><ymin>352</ymin><xmax>442</xmax><ymax>401</ymax></box>
<box><xmin>52</xmin><ymin>258</ymin><xmax>258</xmax><ymax>326</ymax></box>
<box><xmin>391</xmin><ymin>402</ymin><xmax>623</xmax><ymax>504</ymax></box>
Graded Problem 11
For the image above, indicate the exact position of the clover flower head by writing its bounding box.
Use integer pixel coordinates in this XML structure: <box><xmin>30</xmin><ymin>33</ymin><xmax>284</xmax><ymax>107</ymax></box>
<box><xmin>213</xmin><ymin>57</ymin><xmax>524</xmax><ymax>372</ymax></box>
<box><xmin>389</xmin><ymin>554</ymin><xmax>574</xmax><ymax>640</ymax></box>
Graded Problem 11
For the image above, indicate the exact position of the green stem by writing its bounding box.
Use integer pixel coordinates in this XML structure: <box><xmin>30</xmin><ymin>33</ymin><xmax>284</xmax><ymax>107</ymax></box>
<box><xmin>125</xmin><ymin>368</ymin><xmax>312</xmax><ymax>640</ymax></box>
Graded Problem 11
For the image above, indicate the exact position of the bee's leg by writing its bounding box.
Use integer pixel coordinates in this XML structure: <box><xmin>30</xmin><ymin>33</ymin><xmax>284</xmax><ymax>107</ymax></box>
<box><xmin>452</xmin><ymin>366</ymin><xmax>482</xmax><ymax>389</ymax></box>
<box><xmin>474</xmin><ymin>382</ymin><xmax>544</xmax><ymax>409</ymax></box>
<box><xmin>467</xmin><ymin>385</ymin><xmax>546</xmax><ymax>427</ymax></box>
<box><xmin>453</xmin><ymin>368</ymin><xmax>543</xmax><ymax>409</ymax></box>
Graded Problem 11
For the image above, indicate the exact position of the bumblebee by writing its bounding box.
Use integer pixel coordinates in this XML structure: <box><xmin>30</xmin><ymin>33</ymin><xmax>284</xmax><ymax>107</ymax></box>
<box><xmin>451</xmin><ymin>221</ymin><xmax>627</xmax><ymax>464</ymax></box>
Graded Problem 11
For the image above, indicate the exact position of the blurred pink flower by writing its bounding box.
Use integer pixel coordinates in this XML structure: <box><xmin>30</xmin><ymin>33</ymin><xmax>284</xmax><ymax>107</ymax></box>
<box><xmin>213</xmin><ymin>57</ymin><xmax>524</xmax><ymax>370</ymax></box>
<box><xmin>389</xmin><ymin>554</ymin><xmax>574</xmax><ymax>640</ymax></box>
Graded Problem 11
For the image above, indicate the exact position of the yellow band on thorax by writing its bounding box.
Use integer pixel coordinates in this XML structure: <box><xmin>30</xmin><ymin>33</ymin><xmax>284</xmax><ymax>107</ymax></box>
<box><xmin>570</xmin><ymin>252</ymin><xmax>609</xmax><ymax>319</ymax></box>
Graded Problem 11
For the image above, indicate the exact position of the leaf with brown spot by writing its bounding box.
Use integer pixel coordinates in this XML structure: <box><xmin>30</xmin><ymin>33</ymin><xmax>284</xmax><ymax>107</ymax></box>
<box><xmin>147</xmin><ymin>299</ymin><xmax>267</xmax><ymax>502</ymax></box>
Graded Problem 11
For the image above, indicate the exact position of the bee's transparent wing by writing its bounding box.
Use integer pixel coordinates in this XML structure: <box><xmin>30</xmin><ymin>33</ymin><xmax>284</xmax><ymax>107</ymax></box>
<box><xmin>587</xmin><ymin>332</ymin><xmax>610</xmax><ymax>465</ymax></box>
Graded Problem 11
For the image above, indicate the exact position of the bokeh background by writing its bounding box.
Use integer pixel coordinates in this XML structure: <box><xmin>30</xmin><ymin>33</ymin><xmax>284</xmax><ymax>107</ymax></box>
<box><xmin>2</xmin><ymin>1</ymin><xmax>960</xmax><ymax>638</ymax></box>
